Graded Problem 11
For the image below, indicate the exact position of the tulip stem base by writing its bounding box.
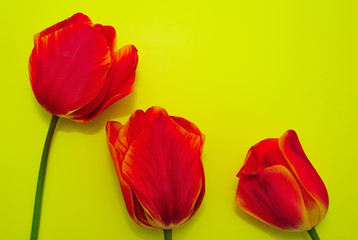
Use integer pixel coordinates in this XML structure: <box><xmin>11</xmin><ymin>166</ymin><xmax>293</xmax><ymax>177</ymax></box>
<box><xmin>307</xmin><ymin>227</ymin><xmax>320</xmax><ymax>240</ymax></box>
<box><xmin>163</xmin><ymin>229</ymin><xmax>172</xmax><ymax>240</ymax></box>
<box><xmin>30</xmin><ymin>115</ymin><xmax>59</xmax><ymax>240</ymax></box>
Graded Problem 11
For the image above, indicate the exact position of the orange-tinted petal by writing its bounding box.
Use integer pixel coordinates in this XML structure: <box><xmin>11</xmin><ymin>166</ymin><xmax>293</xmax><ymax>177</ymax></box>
<box><xmin>236</xmin><ymin>165</ymin><xmax>310</xmax><ymax>231</ymax></box>
<box><xmin>172</xmin><ymin>116</ymin><xmax>205</xmax><ymax>147</ymax></box>
<box><xmin>29</xmin><ymin>24</ymin><xmax>111</xmax><ymax>116</ymax></box>
<box><xmin>106</xmin><ymin>121</ymin><xmax>149</xmax><ymax>227</ymax></box>
<box><xmin>34</xmin><ymin>13</ymin><xmax>92</xmax><ymax>43</ymax></box>
<box><xmin>106</xmin><ymin>120</ymin><xmax>124</xmax><ymax>174</ymax></box>
<box><xmin>278</xmin><ymin>130</ymin><xmax>329</xmax><ymax>224</ymax></box>
<box><xmin>106</xmin><ymin>113</ymin><xmax>158</xmax><ymax>228</ymax></box>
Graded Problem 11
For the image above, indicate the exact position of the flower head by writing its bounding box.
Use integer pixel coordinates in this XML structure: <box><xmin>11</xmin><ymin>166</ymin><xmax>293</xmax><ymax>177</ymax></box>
<box><xmin>29</xmin><ymin>13</ymin><xmax>138</xmax><ymax>122</ymax></box>
<box><xmin>106</xmin><ymin>106</ymin><xmax>205</xmax><ymax>229</ymax></box>
<box><xmin>236</xmin><ymin>130</ymin><xmax>329</xmax><ymax>231</ymax></box>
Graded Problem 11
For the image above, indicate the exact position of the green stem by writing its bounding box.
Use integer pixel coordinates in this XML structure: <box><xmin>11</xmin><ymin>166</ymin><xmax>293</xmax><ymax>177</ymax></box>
<box><xmin>307</xmin><ymin>227</ymin><xmax>320</xmax><ymax>240</ymax></box>
<box><xmin>163</xmin><ymin>229</ymin><xmax>172</xmax><ymax>240</ymax></box>
<box><xmin>30</xmin><ymin>115</ymin><xmax>59</xmax><ymax>240</ymax></box>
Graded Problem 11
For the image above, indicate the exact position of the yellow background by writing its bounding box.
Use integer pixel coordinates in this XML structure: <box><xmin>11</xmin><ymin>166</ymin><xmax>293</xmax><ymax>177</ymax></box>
<box><xmin>1</xmin><ymin>0</ymin><xmax>358</xmax><ymax>239</ymax></box>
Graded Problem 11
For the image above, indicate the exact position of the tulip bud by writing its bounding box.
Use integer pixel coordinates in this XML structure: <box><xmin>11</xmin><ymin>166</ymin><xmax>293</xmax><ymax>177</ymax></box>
<box><xmin>29</xmin><ymin>13</ymin><xmax>138</xmax><ymax>122</ymax></box>
<box><xmin>236</xmin><ymin>130</ymin><xmax>329</xmax><ymax>231</ymax></box>
<box><xmin>106</xmin><ymin>106</ymin><xmax>205</xmax><ymax>229</ymax></box>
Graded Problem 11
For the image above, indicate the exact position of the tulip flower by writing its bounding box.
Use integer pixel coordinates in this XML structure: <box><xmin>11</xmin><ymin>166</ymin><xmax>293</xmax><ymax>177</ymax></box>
<box><xmin>235</xmin><ymin>130</ymin><xmax>328</xmax><ymax>240</ymax></box>
<box><xmin>29</xmin><ymin>13</ymin><xmax>138</xmax><ymax>122</ymax></box>
<box><xmin>29</xmin><ymin>13</ymin><xmax>138</xmax><ymax>240</ymax></box>
<box><xmin>106</xmin><ymin>106</ymin><xmax>205</xmax><ymax>240</ymax></box>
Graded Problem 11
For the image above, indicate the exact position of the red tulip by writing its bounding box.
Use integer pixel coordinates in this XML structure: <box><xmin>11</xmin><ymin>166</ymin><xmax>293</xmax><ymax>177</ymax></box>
<box><xmin>28</xmin><ymin>13</ymin><xmax>138</xmax><ymax>240</ymax></box>
<box><xmin>29</xmin><ymin>13</ymin><xmax>138</xmax><ymax>122</ymax></box>
<box><xmin>236</xmin><ymin>130</ymin><xmax>329</xmax><ymax>232</ymax></box>
<box><xmin>106</xmin><ymin>106</ymin><xmax>205</xmax><ymax>230</ymax></box>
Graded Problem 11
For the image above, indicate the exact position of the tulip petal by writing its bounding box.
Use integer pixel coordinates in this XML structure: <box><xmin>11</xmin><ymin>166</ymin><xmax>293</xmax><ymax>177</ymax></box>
<box><xmin>278</xmin><ymin>130</ymin><xmax>329</xmax><ymax>222</ymax></box>
<box><xmin>67</xmin><ymin>24</ymin><xmax>117</xmax><ymax>121</ymax></box>
<box><xmin>107</xmin><ymin>113</ymin><xmax>164</xmax><ymax>228</ymax></box>
<box><xmin>106</xmin><ymin>120</ymin><xmax>152</xmax><ymax>228</ymax></box>
<box><xmin>119</xmin><ymin>107</ymin><xmax>204</xmax><ymax>228</ymax></box>
<box><xmin>29</xmin><ymin>24</ymin><xmax>111</xmax><ymax>116</ymax></box>
<box><xmin>236</xmin><ymin>165</ymin><xmax>311</xmax><ymax>231</ymax></box>
<box><xmin>172</xmin><ymin>116</ymin><xmax>205</xmax><ymax>145</ymax></box>
<box><xmin>107</xmin><ymin>109</ymin><xmax>147</xmax><ymax>168</ymax></box>
<box><xmin>237</xmin><ymin>138</ymin><xmax>289</xmax><ymax>178</ymax></box>
<box><xmin>103</xmin><ymin>45</ymin><xmax>138</xmax><ymax>107</ymax></box>
<box><xmin>34</xmin><ymin>13</ymin><xmax>92</xmax><ymax>43</ymax></box>
<box><xmin>170</xmin><ymin>116</ymin><xmax>206</xmax><ymax>218</ymax></box>
<box><xmin>106</xmin><ymin>120</ymin><xmax>124</xmax><ymax>174</ymax></box>
<box><xmin>94</xmin><ymin>24</ymin><xmax>117</xmax><ymax>54</ymax></box>
<box><xmin>71</xmin><ymin>45</ymin><xmax>138</xmax><ymax>122</ymax></box>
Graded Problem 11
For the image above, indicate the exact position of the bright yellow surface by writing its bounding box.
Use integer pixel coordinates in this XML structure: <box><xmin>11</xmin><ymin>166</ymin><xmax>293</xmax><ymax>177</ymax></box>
<box><xmin>1</xmin><ymin>0</ymin><xmax>358</xmax><ymax>239</ymax></box>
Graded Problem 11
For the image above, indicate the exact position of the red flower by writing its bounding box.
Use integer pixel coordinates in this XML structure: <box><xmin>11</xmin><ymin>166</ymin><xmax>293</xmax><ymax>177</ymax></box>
<box><xmin>29</xmin><ymin>13</ymin><xmax>138</xmax><ymax>122</ymax></box>
<box><xmin>236</xmin><ymin>130</ymin><xmax>329</xmax><ymax>231</ymax></box>
<box><xmin>106</xmin><ymin>106</ymin><xmax>205</xmax><ymax>229</ymax></box>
